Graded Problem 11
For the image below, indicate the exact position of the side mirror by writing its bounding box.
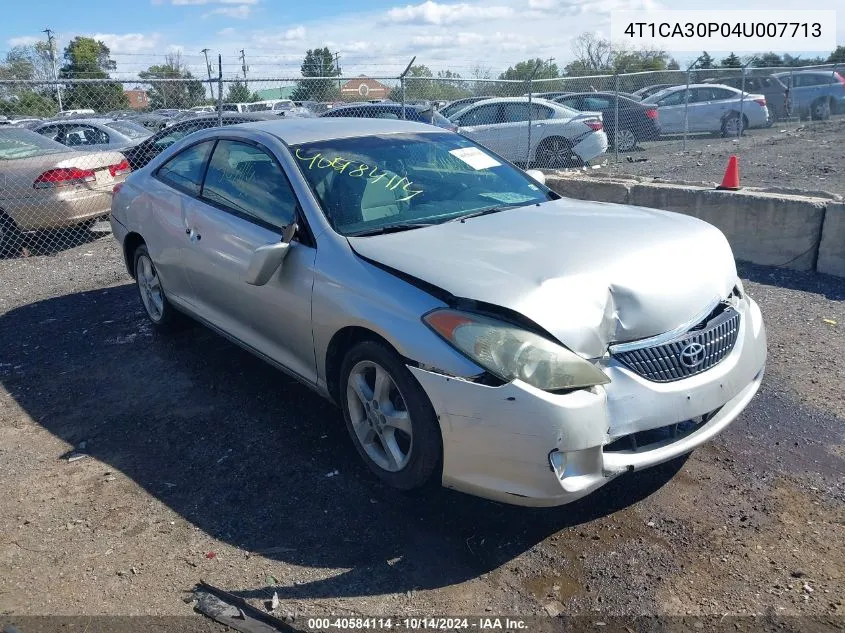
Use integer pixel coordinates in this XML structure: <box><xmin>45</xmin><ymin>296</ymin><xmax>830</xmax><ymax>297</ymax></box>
<box><xmin>244</xmin><ymin>222</ymin><xmax>298</xmax><ymax>286</ymax></box>
<box><xmin>525</xmin><ymin>169</ymin><xmax>546</xmax><ymax>185</ymax></box>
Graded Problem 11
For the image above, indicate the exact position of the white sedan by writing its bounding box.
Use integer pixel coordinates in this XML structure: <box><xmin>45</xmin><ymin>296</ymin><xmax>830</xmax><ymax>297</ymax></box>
<box><xmin>642</xmin><ymin>84</ymin><xmax>770</xmax><ymax>136</ymax></box>
<box><xmin>448</xmin><ymin>97</ymin><xmax>608</xmax><ymax>168</ymax></box>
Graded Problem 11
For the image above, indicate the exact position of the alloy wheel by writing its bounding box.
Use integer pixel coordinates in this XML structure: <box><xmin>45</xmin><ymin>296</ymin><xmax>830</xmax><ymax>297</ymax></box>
<box><xmin>136</xmin><ymin>254</ymin><xmax>164</xmax><ymax>322</ymax></box>
<box><xmin>346</xmin><ymin>360</ymin><xmax>413</xmax><ymax>472</ymax></box>
<box><xmin>615</xmin><ymin>128</ymin><xmax>637</xmax><ymax>152</ymax></box>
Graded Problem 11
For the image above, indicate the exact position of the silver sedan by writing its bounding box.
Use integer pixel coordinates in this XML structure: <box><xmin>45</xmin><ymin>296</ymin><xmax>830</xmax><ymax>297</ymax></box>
<box><xmin>110</xmin><ymin>118</ymin><xmax>766</xmax><ymax>507</ymax></box>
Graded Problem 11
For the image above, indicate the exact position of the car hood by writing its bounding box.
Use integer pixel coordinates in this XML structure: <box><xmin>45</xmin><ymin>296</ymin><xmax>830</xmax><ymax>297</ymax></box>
<box><xmin>347</xmin><ymin>198</ymin><xmax>738</xmax><ymax>358</ymax></box>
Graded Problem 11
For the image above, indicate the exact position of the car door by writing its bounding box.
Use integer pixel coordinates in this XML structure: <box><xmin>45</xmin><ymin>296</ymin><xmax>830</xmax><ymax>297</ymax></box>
<box><xmin>182</xmin><ymin>137</ymin><xmax>318</xmax><ymax>383</ymax></box>
<box><xmin>454</xmin><ymin>103</ymin><xmax>505</xmax><ymax>156</ymax></box>
<box><xmin>147</xmin><ymin>139</ymin><xmax>217</xmax><ymax>301</ymax></box>
<box><xmin>654</xmin><ymin>89</ymin><xmax>687</xmax><ymax>133</ymax></box>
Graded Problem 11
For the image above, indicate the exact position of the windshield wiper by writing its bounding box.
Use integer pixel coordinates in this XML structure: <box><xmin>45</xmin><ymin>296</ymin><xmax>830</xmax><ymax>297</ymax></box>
<box><xmin>447</xmin><ymin>204</ymin><xmax>519</xmax><ymax>223</ymax></box>
<box><xmin>348</xmin><ymin>222</ymin><xmax>435</xmax><ymax>237</ymax></box>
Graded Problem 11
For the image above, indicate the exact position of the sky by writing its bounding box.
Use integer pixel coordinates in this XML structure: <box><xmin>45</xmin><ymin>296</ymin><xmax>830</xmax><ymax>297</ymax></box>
<box><xmin>1</xmin><ymin>0</ymin><xmax>842</xmax><ymax>80</ymax></box>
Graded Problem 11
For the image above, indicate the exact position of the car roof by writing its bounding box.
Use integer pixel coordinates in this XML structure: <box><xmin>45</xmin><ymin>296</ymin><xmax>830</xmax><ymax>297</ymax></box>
<box><xmin>230</xmin><ymin>117</ymin><xmax>439</xmax><ymax>144</ymax></box>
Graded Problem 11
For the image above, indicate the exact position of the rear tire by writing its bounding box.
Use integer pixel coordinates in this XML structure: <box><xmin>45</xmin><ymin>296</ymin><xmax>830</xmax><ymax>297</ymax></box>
<box><xmin>339</xmin><ymin>340</ymin><xmax>441</xmax><ymax>491</ymax></box>
<box><xmin>534</xmin><ymin>136</ymin><xmax>580</xmax><ymax>168</ymax></box>
<box><xmin>811</xmin><ymin>98</ymin><xmax>831</xmax><ymax>121</ymax></box>
<box><xmin>0</xmin><ymin>212</ymin><xmax>22</xmax><ymax>258</ymax></box>
<box><xmin>721</xmin><ymin>113</ymin><xmax>746</xmax><ymax>137</ymax></box>
<box><xmin>614</xmin><ymin>128</ymin><xmax>638</xmax><ymax>152</ymax></box>
<box><xmin>133</xmin><ymin>244</ymin><xmax>183</xmax><ymax>332</ymax></box>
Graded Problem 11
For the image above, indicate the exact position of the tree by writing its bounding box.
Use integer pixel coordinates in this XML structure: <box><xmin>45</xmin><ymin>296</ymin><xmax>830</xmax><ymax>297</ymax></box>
<box><xmin>390</xmin><ymin>65</ymin><xmax>471</xmax><ymax>101</ymax></box>
<box><xmin>499</xmin><ymin>58</ymin><xmax>558</xmax><ymax>81</ymax></box>
<box><xmin>698</xmin><ymin>52</ymin><xmax>716</xmax><ymax>69</ymax></box>
<box><xmin>140</xmin><ymin>53</ymin><xmax>207</xmax><ymax>109</ymax></box>
<box><xmin>667</xmin><ymin>58</ymin><xmax>680</xmax><ymax>70</ymax></box>
<box><xmin>0</xmin><ymin>44</ymin><xmax>62</xmax><ymax>117</ymax></box>
<box><xmin>829</xmin><ymin>46</ymin><xmax>845</xmax><ymax>64</ymax></box>
<box><xmin>757</xmin><ymin>52</ymin><xmax>783</xmax><ymax>68</ymax></box>
<box><xmin>59</xmin><ymin>36</ymin><xmax>127</xmax><ymax>112</ymax></box>
<box><xmin>225</xmin><ymin>80</ymin><xmax>252</xmax><ymax>103</ymax></box>
<box><xmin>720</xmin><ymin>53</ymin><xmax>742</xmax><ymax>68</ymax></box>
<box><xmin>291</xmin><ymin>47</ymin><xmax>339</xmax><ymax>102</ymax></box>
<box><xmin>612</xmin><ymin>49</ymin><xmax>670</xmax><ymax>73</ymax></box>
<box><xmin>568</xmin><ymin>33</ymin><xmax>613</xmax><ymax>74</ymax></box>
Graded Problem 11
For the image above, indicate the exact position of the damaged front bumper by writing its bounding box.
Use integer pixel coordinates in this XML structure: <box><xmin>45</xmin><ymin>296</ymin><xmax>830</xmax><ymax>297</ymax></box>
<box><xmin>408</xmin><ymin>296</ymin><xmax>766</xmax><ymax>507</ymax></box>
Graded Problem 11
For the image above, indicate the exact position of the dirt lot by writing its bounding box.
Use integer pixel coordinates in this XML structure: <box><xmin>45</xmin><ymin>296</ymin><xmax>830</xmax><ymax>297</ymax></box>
<box><xmin>600</xmin><ymin>116</ymin><xmax>845</xmax><ymax>198</ymax></box>
<box><xmin>1</xmin><ymin>235</ymin><xmax>844</xmax><ymax>628</ymax></box>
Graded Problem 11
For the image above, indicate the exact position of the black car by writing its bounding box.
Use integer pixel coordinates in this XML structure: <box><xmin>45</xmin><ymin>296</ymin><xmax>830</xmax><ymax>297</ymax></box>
<box><xmin>320</xmin><ymin>103</ymin><xmax>456</xmax><ymax>130</ymax></box>
<box><xmin>122</xmin><ymin>112</ymin><xmax>278</xmax><ymax>170</ymax></box>
<box><xmin>554</xmin><ymin>92</ymin><xmax>660</xmax><ymax>151</ymax></box>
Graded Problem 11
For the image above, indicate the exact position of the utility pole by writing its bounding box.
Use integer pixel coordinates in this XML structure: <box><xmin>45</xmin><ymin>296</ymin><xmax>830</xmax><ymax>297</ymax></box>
<box><xmin>201</xmin><ymin>48</ymin><xmax>215</xmax><ymax>101</ymax></box>
<box><xmin>546</xmin><ymin>57</ymin><xmax>556</xmax><ymax>78</ymax></box>
<box><xmin>239</xmin><ymin>49</ymin><xmax>248</xmax><ymax>88</ymax></box>
<box><xmin>334</xmin><ymin>51</ymin><xmax>342</xmax><ymax>91</ymax></box>
<box><xmin>43</xmin><ymin>28</ymin><xmax>62</xmax><ymax>112</ymax></box>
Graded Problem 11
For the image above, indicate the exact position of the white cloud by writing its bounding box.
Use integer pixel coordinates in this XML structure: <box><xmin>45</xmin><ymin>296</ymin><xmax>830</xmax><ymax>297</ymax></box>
<box><xmin>7</xmin><ymin>36</ymin><xmax>40</xmax><ymax>47</ymax></box>
<box><xmin>217</xmin><ymin>27</ymin><xmax>236</xmax><ymax>37</ymax></box>
<box><xmin>91</xmin><ymin>32</ymin><xmax>162</xmax><ymax>53</ymax></box>
<box><xmin>385</xmin><ymin>1</ymin><xmax>512</xmax><ymax>25</ymax></box>
<box><xmin>204</xmin><ymin>4</ymin><xmax>252</xmax><ymax>18</ymax></box>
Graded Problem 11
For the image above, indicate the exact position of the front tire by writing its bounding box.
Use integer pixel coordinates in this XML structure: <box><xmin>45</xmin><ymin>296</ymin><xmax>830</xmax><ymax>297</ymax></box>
<box><xmin>339</xmin><ymin>341</ymin><xmax>441</xmax><ymax>491</ymax></box>
<box><xmin>133</xmin><ymin>244</ymin><xmax>182</xmax><ymax>331</ymax></box>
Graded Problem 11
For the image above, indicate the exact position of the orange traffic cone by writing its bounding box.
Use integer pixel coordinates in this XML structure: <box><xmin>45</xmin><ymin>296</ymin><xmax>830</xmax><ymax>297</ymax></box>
<box><xmin>717</xmin><ymin>155</ymin><xmax>740</xmax><ymax>190</ymax></box>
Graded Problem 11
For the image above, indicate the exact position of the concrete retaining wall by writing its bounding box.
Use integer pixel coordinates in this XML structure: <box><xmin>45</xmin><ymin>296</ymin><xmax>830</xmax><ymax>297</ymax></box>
<box><xmin>545</xmin><ymin>174</ymin><xmax>843</xmax><ymax>277</ymax></box>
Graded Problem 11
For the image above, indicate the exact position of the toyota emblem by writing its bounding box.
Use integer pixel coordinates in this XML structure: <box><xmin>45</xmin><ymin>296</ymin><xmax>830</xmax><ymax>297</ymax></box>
<box><xmin>679</xmin><ymin>341</ymin><xmax>706</xmax><ymax>369</ymax></box>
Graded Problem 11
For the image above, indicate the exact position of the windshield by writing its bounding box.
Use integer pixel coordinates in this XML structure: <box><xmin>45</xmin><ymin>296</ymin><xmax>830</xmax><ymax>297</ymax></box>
<box><xmin>105</xmin><ymin>120</ymin><xmax>151</xmax><ymax>140</ymax></box>
<box><xmin>0</xmin><ymin>128</ymin><xmax>71</xmax><ymax>160</ymax></box>
<box><xmin>291</xmin><ymin>132</ymin><xmax>554</xmax><ymax>236</ymax></box>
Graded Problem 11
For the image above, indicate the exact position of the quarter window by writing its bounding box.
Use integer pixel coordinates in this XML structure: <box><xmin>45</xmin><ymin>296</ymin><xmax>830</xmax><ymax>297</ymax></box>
<box><xmin>201</xmin><ymin>140</ymin><xmax>297</xmax><ymax>228</ymax></box>
<box><xmin>156</xmin><ymin>140</ymin><xmax>214</xmax><ymax>195</ymax></box>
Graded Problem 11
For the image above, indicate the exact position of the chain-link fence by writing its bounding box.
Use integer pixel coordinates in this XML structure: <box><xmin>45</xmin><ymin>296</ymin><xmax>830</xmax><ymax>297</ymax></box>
<box><xmin>1</xmin><ymin>62</ymin><xmax>843</xmax><ymax>258</ymax></box>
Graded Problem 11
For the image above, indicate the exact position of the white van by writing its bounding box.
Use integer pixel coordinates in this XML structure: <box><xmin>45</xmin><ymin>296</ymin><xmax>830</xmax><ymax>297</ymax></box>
<box><xmin>221</xmin><ymin>102</ymin><xmax>250</xmax><ymax>113</ymax></box>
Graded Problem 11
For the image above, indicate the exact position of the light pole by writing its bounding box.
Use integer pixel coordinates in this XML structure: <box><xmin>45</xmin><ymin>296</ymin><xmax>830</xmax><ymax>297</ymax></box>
<box><xmin>201</xmin><ymin>48</ymin><xmax>215</xmax><ymax>101</ymax></box>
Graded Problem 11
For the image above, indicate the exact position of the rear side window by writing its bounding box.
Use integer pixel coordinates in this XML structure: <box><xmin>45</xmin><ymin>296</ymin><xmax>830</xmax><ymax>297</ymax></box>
<box><xmin>657</xmin><ymin>90</ymin><xmax>686</xmax><ymax>106</ymax></box>
<box><xmin>201</xmin><ymin>140</ymin><xmax>297</xmax><ymax>229</ymax></box>
<box><xmin>156</xmin><ymin>141</ymin><xmax>215</xmax><ymax>195</ymax></box>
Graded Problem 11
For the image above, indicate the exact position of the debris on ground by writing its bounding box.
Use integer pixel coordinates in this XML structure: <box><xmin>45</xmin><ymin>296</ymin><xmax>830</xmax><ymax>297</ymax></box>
<box><xmin>194</xmin><ymin>581</ymin><xmax>297</xmax><ymax>633</ymax></box>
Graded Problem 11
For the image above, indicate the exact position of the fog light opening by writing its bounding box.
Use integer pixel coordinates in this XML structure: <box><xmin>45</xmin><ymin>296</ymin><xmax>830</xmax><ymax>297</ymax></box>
<box><xmin>548</xmin><ymin>449</ymin><xmax>567</xmax><ymax>479</ymax></box>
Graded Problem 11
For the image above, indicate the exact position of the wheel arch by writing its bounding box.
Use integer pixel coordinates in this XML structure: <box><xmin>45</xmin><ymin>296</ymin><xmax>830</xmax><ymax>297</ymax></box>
<box><xmin>123</xmin><ymin>232</ymin><xmax>146</xmax><ymax>278</ymax></box>
<box><xmin>324</xmin><ymin>326</ymin><xmax>402</xmax><ymax>404</ymax></box>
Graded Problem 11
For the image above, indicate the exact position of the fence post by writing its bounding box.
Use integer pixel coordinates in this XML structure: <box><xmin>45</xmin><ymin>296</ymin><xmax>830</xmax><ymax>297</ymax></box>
<box><xmin>613</xmin><ymin>71</ymin><xmax>620</xmax><ymax>162</ymax></box>
<box><xmin>526</xmin><ymin>59</ymin><xmax>543</xmax><ymax>168</ymax></box>
<box><xmin>399</xmin><ymin>56</ymin><xmax>416</xmax><ymax>121</ymax></box>
<box><xmin>217</xmin><ymin>54</ymin><xmax>223</xmax><ymax>126</ymax></box>
<box><xmin>790</xmin><ymin>69</ymin><xmax>796</xmax><ymax>120</ymax></box>
<box><xmin>682</xmin><ymin>56</ymin><xmax>704</xmax><ymax>152</ymax></box>
<box><xmin>738</xmin><ymin>64</ymin><xmax>746</xmax><ymax>138</ymax></box>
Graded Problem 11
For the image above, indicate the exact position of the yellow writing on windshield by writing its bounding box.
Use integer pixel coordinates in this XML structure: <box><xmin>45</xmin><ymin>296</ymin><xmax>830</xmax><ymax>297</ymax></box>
<box><xmin>295</xmin><ymin>148</ymin><xmax>424</xmax><ymax>202</ymax></box>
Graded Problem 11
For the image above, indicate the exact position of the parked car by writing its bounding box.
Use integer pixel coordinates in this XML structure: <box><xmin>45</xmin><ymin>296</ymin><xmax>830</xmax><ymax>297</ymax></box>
<box><xmin>128</xmin><ymin>113</ymin><xmax>171</xmax><ymax>132</ymax></box>
<box><xmin>189</xmin><ymin>105</ymin><xmax>216</xmax><ymax>113</ymax></box>
<box><xmin>772</xmin><ymin>69</ymin><xmax>845</xmax><ymax>120</ymax></box>
<box><xmin>320</xmin><ymin>103</ymin><xmax>456</xmax><ymax>130</ymax></box>
<box><xmin>110</xmin><ymin>117</ymin><xmax>766</xmax><ymax>506</ymax></box>
<box><xmin>703</xmin><ymin>75</ymin><xmax>788</xmax><ymax>121</ymax></box>
<box><xmin>0</xmin><ymin>127</ymin><xmax>130</xmax><ymax>255</ymax></box>
<box><xmin>121</xmin><ymin>112</ymin><xmax>279</xmax><ymax>170</ymax></box>
<box><xmin>448</xmin><ymin>97</ymin><xmax>607</xmax><ymax>167</ymax></box>
<box><xmin>438</xmin><ymin>97</ymin><xmax>492</xmax><ymax>119</ymax></box>
<box><xmin>553</xmin><ymin>92</ymin><xmax>660</xmax><ymax>151</ymax></box>
<box><xmin>641</xmin><ymin>84</ymin><xmax>769</xmax><ymax>136</ymax></box>
<box><xmin>632</xmin><ymin>84</ymin><xmax>676</xmax><ymax>100</ymax></box>
<box><xmin>221</xmin><ymin>102</ymin><xmax>251</xmax><ymax>113</ymax></box>
<box><xmin>31</xmin><ymin>118</ymin><xmax>150</xmax><ymax>152</ymax></box>
<box><xmin>56</xmin><ymin>108</ymin><xmax>96</xmax><ymax>118</ymax></box>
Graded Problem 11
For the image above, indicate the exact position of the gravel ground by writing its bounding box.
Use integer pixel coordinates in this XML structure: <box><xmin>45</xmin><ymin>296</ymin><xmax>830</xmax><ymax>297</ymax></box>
<box><xmin>599</xmin><ymin>116</ymin><xmax>845</xmax><ymax>197</ymax></box>
<box><xmin>0</xmin><ymin>234</ymin><xmax>843</xmax><ymax>628</ymax></box>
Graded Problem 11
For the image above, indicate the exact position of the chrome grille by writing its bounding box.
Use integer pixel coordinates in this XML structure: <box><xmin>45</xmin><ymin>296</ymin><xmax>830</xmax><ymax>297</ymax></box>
<box><xmin>613</xmin><ymin>307</ymin><xmax>740</xmax><ymax>382</ymax></box>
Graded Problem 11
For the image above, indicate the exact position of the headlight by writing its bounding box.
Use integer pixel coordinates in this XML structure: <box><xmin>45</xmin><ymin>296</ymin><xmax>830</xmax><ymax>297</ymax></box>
<box><xmin>423</xmin><ymin>309</ymin><xmax>610</xmax><ymax>391</ymax></box>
